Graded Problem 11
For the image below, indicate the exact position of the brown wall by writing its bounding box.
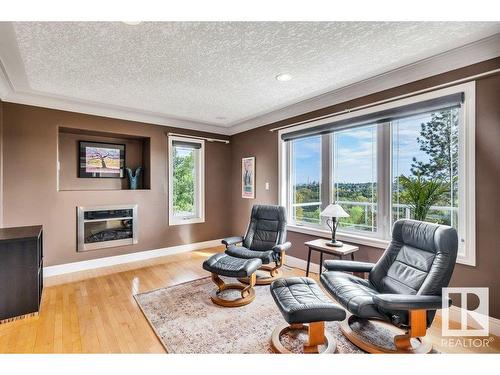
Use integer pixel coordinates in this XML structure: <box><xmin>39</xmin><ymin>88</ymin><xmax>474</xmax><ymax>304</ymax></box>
<box><xmin>1</xmin><ymin>58</ymin><xmax>499</xmax><ymax>317</ymax></box>
<box><xmin>229</xmin><ymin>58</ymin><xmax>500</xmax><ymax>318</ymax></box>
<box><xmin>1</xmin><ymin>103</ymin><xmax>232</xmax><ymax>266</ymax></box>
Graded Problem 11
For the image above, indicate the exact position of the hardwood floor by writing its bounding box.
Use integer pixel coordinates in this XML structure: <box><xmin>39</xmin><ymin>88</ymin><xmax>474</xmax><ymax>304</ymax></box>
<box><xmin>0</xmin><ymin>246</ymin><xmax>498</xmax><ymax>353</ymax></box>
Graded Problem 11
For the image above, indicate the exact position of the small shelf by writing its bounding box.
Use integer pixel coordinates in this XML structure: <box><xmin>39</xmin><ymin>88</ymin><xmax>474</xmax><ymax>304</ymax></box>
<box><xmin>57</xmin><ymin>126</ymin><xmax>151</xmax><ymax>191</ymax></box>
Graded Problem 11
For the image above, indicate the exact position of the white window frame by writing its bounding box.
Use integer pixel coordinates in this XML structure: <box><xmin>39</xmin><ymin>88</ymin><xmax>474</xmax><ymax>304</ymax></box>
<box><xmin>279</xmin><ymin>82</ymin><xmax>476</xmax><ymax>266</ymax></box>
<box><xmin>168</xmin><ymin>135</ymin><xmax>205</xmax><ymax>226</ymax></box>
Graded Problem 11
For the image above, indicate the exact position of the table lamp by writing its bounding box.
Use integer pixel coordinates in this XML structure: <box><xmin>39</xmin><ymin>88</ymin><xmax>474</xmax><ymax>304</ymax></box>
<box><xmin>320</xmin><ymin>203</ymin><xmax>349</xmax><ymax>247</ymax></box>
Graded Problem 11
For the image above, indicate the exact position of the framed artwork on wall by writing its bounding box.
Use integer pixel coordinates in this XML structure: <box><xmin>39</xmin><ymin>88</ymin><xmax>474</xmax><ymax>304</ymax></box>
<box><xmin>241</xmin><ymin>157</ymin><xmax>255</xmax><ymax>199</ymax></box>
<box><xmin>78</xmin><ymin>141</ymin><xmax>126</xmax><ymax>178</ymax></box>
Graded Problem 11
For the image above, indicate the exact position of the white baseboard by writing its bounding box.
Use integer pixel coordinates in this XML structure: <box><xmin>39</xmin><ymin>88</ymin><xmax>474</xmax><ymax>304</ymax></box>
<box><xmin>285</xmin><ymin>255</ymin><xmax>320</xmax><ymax>274</ymax></box>
<box><xmin>286</xmin><ymin>255</ymin><xmax>500</xmax><ymax>336</ymax></box>
<box><xmin>437</xmin><ymin>305</ymin><xmax>500</xmax><ymax>337</ymax></box>
<box><xmin>43</xmin><ymin>239</ymin><xmax>223</xmax><ymax>277</ymax></box>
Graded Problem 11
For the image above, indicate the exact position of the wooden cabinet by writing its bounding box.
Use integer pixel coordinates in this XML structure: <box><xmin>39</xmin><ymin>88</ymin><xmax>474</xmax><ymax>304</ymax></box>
<box><xmin>0</xmin><ymin>225</ymin><xmax>43</xmax><ymax>323</ymax></box>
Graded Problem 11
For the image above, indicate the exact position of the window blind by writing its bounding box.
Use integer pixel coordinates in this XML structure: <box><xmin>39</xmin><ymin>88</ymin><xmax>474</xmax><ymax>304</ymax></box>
<box><xmin>281</xmin><ymin>92</ymin><xmax>464</xmax><ymax>142</ymax></box>
<box><xmin>172</xmin><ymin>139</ymin><xmax>202</xmax><ymax>149</ymax></box>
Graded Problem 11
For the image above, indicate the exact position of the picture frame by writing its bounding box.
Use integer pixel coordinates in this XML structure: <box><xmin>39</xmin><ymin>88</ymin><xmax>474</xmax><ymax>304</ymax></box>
<box><xmin>241</xmin><ymin>157</ymin><xmax>255</xmax><ymax>199</ymax></box>
<box><xmin>78</xmin><ymin>141</ymin><xmax>126</xmax><ymax>178</ymax></box>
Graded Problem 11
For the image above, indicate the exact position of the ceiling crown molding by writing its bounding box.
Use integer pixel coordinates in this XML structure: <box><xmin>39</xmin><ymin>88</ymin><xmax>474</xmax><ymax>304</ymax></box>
<box><xmin>1</xmin><ymin>26</ymin><xmax>499</xmax><ymax>136</ymax></box>
<box><xmin>0</xmin><ymin>57</ymin><xmax>229</xmax><ymax>135</ymax></box>
<box><xmin>1</xmin><ymin>85</ymin><xmax>230</xmax><ymax>135</ymax></box>
<box><xmin>227</xmin><ymin>33</ymin><xmax>500</xmax><ymax>135</ymax></box>
<box><xmin>0</xmin><ymin>59</ymin><xmax>12</xmax><ymax>100</ymax></box>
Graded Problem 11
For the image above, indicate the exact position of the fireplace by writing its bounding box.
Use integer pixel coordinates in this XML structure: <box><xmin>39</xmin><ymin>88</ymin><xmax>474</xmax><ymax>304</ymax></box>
<box><xmin>77</xmin><ymin>204</ymin><xmax>138</xmax><ymax>251</ymax></box>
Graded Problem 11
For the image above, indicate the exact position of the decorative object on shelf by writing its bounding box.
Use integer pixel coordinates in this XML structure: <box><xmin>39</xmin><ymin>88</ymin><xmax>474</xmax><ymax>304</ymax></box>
<box><xmin>79</xmin><ymin>141</ymin><xmax>126</xmax><ymax>178</ymax></box>
<box><xmin>320</xmin><ymin>203</ymin><xmax>349</xmax><ymax>247</ymax></box>
<box><xmin>126</xmin><ymin>166</ymin><xmax>142</xmax><ymax>190</ymax></box>
<box><xmin>241</xmin><ymin>157</ymin><xmax>255</xmax><ymax>199</ymax></box>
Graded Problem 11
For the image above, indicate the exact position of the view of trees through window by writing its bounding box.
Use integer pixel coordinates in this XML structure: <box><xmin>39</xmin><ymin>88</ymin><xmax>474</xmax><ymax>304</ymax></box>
<box><xmin>289</xmin><ymin>107</ymin><xmax>459</xmax><ymax>233</ymax></box>
<box><xmin>333</xmin><ymin>125</ymin><xmax>378</xmax><ymax>232</ymax></box>
<box><xmin>393</xmin><ymin>108</ymin><xmax>459</xmax><ymax>228</ymax></box>
<box><xmin>172</xmin><ymin>145</ymin><xmax>196</xmax><ymax>217</ymax></box>
<box><xmin>291</xmin><ymin>136</ymin><xmax>321</xmax><ymax>224</ymax></box>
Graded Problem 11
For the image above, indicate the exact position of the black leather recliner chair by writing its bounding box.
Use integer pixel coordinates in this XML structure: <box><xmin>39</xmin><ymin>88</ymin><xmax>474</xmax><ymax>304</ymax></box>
<box><xmin>222</xmin><ymin>205</ymin><xmax>291</xmax><ymax>285</ymax></box>
<box><xmin>321</xmin><ymin>219</ymin><xmax>458</xmax><ymax>353</ymax></box>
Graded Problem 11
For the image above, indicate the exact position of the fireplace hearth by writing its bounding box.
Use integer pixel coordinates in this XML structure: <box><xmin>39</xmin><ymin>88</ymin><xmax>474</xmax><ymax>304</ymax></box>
<box><xmin>77</xmin><ymin>205</ymin><xmax>138</xmax><ymax>251</ymax></box>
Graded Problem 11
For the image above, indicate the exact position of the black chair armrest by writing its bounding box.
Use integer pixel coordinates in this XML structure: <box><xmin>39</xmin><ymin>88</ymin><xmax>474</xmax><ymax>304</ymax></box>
<box><xmin>221</xmin><ymin>236</ymin><xmax>244</xmax><ymax>247</ymax></box>
<box><xmin>373</xmin><ymin>294</ymin><xmax>448</xmax><ymax>311</ymax></box>
<box><xmin>272</xmin><ymin>242</ymin><xmax>291</xmax><ymax>253</ymax></box>
<box><xmin>323</xmin><ymin>260</ymin><xmax>375</xmax><ymax>273</ymax></box>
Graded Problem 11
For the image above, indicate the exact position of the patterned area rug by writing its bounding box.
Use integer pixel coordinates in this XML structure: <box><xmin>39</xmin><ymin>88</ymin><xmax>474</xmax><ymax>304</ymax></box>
<box><xmin>134</xmin><ymin>277</ymin><xmax>366</xmax><ymax>354</ymax></box>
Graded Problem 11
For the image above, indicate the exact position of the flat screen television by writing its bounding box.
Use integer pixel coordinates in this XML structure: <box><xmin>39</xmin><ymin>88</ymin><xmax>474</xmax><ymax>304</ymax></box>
<box><xmin>78</xmin><ymin>141</ymin><xmax>126</xmax><ymax>178</ymax></box>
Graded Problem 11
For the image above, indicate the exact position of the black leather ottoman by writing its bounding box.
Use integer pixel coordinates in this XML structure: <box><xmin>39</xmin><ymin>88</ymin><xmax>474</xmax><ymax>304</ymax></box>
<box><xmin>270</xmin><ymin>277</ymin><xmax>346</xmax><ymax>354</ymax></box>
<box><xmin>203</xmin><ymin>253</ymin><xmax>262</xmax><ymax>307</ymax></box>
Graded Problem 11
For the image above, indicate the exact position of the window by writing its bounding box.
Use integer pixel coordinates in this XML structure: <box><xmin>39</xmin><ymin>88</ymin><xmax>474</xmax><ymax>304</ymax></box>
<box><xmin>290</xmin><ymin>136</ymin><xmax>322</xmax><ymax>225</ymax></box>
<box><xmin>392</xmin><ymin>109</ymin><xmax>459</xmax><ymax>229</ymax></box>
<box><xmin>280</xmin><ymin>83</ymin><xmax>475</xmax><ymax>265</ymax></box>
<box><xmin>333</xmin><ymin>125</ymin><xmax>378</xmax><ymax>234</ymax></box>
<box><xmin>168</xmin><ymin>136</ymin><xmax>205</xmax><ymax>225</ymax></box>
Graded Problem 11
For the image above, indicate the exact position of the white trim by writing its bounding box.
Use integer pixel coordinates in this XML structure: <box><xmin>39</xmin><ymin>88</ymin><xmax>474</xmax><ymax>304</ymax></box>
<box><xmin>279</xmin><ymin>82</ymin><xmax>476</xmax><ymax>266</ymax></box>
<box><xmin>167</xmin><ymin>132</ymin><xmax>229</xmax><ymax>144</ymax></box>
<box><xmin>457</xmin><ymin>83</ymin><xmax>476</xmax><ymax>266</ymax></box>
<box><xmin>268</xmin><ymin>69</ymin><xmax>499</xmax><ymax>135</ymax></box>
<box><xmin>1</xmin><ymin>20</ymin><xmax>499</xmax><ymax>136</ymax></box>
<box><xmin>287</xmin><ymin>224</ymin><xmax>389</xmax><ymax>249</ymax></box>
<box><xmin>0</xmin><ymin>61</ymin><xmax>12</xmax><ymax>100</ymax></box>
<box><xmin>4</xmin><ymin>89</ymin><xmax>230</xmax><ymax>135</ymax></box>
<box><xmin>168</xmin><ymin>135</ymin><xmax>206</xmax><ymax>226</ymax></box>
<box><xmin>228</xmin><ymin>33</ymin><xmax>500</xmax><ymax>135</ymax></box>
<box><xmin>43</xmin><ymin>239</ymin><xmax>223</xmax><ymax>277</ymax></box>
<box><xmin>436</xmin><ymin>306</ymin><xmax>500</xmax><ymax>337</ymax></box>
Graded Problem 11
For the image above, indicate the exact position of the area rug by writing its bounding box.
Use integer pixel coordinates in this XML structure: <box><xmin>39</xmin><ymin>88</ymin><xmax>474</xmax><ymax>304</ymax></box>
<box><xmin>134</xmin><ymin>277</ymin><xmax>365</xmax><ymax>354</ymax></box>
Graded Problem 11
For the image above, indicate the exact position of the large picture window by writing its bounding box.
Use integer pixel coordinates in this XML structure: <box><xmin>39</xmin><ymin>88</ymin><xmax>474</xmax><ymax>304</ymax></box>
<box><xmin>168</xmin><ymin>136</ymin><xmax>205</xmax><ymax>225</ymax></box>
<box><xmin>280</xmin><ymin>83</ymin><xmax>475</xmax><ymax>265</ymax></box>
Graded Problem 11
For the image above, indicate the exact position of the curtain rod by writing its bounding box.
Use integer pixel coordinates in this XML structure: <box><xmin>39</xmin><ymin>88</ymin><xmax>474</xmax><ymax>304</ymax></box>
<box><xmin>269</xmin><ymin>68</ymin><xmax>500</xmax><ymax>133</ymax></box>
<box><xmin>167</xmin><ymin>132</ymin><xmax>230</xmax><ymax>144</ymax></box>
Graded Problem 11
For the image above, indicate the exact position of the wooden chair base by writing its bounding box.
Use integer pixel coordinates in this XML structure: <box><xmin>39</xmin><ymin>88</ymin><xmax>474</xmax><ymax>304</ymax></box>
<box><xmin>238</xmin><ymin>265</ymin><xmax>282</xmax><ymax>285</ymax></box>
<box><xmin>271</xmin><ymin>321</ymin><xmax>337</xmax><ymax>354</ymax></box>
<box><xmin>209</xmin><ymin>273</ymin><xmax>256</xmax><ymax>307</ymax></box>
<box><xmin>340</xmin><ymin>315</ymin><xmax>432</xmax><ymax>354</ymax></box>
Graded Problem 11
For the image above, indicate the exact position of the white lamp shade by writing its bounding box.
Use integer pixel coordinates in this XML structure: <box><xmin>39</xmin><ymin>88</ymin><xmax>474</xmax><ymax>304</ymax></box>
<box><xmin>320</xmin><ymin>203</ymin><xmax>349</xmax><ymax>218</ymax></box>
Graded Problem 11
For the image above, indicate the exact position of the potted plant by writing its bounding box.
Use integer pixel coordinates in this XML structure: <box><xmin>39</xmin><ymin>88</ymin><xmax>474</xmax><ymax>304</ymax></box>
<box><xmin>398</xmin><ymin>174</ymin><xmax>449</xmax><ymax>222</ymax></box>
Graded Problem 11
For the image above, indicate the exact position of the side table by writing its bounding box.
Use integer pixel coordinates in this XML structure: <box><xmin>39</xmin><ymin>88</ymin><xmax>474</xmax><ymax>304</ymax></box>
<box><xmin>304</xmin><ymin>239</ymin><xmax>359</xmax><ymax>277</ymax></box>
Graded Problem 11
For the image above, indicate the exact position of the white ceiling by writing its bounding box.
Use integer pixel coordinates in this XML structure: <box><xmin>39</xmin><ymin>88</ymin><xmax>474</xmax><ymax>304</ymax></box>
<box><xmin>1</xmin><ymin>22</ymin><xmax>500</xmax><ymax>134</ymax></box>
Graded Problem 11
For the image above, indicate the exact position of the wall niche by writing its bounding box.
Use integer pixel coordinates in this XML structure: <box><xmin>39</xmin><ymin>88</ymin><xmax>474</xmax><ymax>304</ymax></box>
<box><xmin>57</xmin><ymin>127</ymin><xmax>151</xmax><ymax>191</ymax></box>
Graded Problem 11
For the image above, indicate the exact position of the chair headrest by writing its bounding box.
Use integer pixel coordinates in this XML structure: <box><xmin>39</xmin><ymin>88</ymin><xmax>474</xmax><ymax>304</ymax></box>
<box><xmin>392</xmin><ymin>219</ymin><xmax>457</xmax><ymax>255</ymax></box>
<box><xmin>250</xmin><ymin>205</ymin><xmax>287</xmax><ymax>223</ymax></box>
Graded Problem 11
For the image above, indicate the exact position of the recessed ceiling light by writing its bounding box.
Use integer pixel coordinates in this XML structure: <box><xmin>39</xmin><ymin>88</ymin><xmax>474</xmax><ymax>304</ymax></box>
<box><xmin>276</xmin><ymin>73</ymin><xmax>293</xmax><ymax>82</ymax></box>
<box><xmin>122</xmin><ymin>21</ymin><xmax>142</xmax><ymax>26</ymax></box>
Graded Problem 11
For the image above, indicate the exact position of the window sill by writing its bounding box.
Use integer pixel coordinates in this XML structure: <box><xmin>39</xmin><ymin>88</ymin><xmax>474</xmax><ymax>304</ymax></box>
<box><xmin>287</xmin><ymin>224</ymin><xmax>389</xmax><ymax>249</ymax></box>
<box><xmin>169</xmin><ymin>217</ymin><xmax>205</xmax><ymax>226</ymax></box>
<box><xmin>288</xmin><ymin>224</ymin><xmax>475</xmax><ymax>267</ymax></box>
